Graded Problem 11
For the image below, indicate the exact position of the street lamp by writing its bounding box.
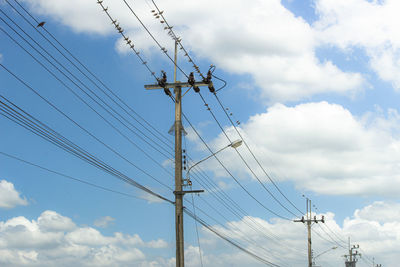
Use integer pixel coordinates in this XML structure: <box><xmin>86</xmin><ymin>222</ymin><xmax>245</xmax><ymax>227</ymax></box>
<box><xmin>313</xmin><ymin>246</ymin><xmax>338</xmax><ymax>267</ymax></box>
<box><xmin>184</xmin><ymin>139</ymin><xmax>242</xmax><ymax>186</ymax></box>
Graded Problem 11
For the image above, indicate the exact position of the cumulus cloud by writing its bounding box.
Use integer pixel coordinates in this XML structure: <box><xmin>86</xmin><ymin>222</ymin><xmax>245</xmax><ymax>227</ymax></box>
<box><xmin>202</xmin><ymin>101</ymin><xmax>400</xmax><ymax>196</ymax></box>
<box><xmin>0</xmin><ymin>210</ymin><xmax>168</xmax><ymax>267</ymax></box>
<box><xmin>189</xmin><ymin>201</ymin><xmax>399</xmax><ymax>266</ymax></box>
<box><xmin>17</xmin><ymin>0</ymin><xmax>364</xmax><ymax>102</ymax></box>
<box><xmin>0</xmin><ymin>203</ymin><xmax>396</xmax><ymax>266</ymax></box>
<box><xmin>0</xmin><ymin>180</ymin><xmax>28</xmax><ymax>209</ymax></box>
<box><xmin>314</xmin><ymin>0</ymin><xmax>400</xmax><ymax>89</ymax></box>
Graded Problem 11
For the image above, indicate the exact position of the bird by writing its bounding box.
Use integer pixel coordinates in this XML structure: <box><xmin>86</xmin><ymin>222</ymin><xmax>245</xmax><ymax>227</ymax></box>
<box><xmin>37</xmin><ymin>21</ymin><xmax>45</xmax><ymax>28</ymax></box>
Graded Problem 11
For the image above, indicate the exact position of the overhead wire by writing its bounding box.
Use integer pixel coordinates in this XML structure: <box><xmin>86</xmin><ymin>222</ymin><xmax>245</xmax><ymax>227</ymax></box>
<box><xmin>0</xmin><ymin>14</ymin><xmax>175</xmax><ymax>183</ymax></box>
<box><xmin>0</xmin><ymin>1</ymin><xmax>304</xmax><ymax>262</ymax></box>
<box><xmin>144</xmin><ymin>0</ymin><xmax>303</xmax><ymax>218</ymax></box>
<box><xmin>184</xmin><ymin>202</ymin><xmax>291</xmax><ymax>267</ymax></box>
<box><xmin>0</xmin><ymin>102</ymin><xmax>283</xmax><ymax>266</ymax></box>
<box><xmin>120</xmin><ymin>0</ymin><xmax>189</xmax><ymax>79</ymax></box>
<box><xmin>181</xmin><ymin>110</ymin><xmax>290</xmax><ymax>220</ymax></box>
<box><xmin>213</xmin><ymin>92</ymin><xmax>304</xmax><ymax>215</ymax></box>
<box><xmin>0</xmin><ymin>94</ymin><xmax>174</xmax><ymax>204</ymax></box>
<box><xmin>170</xmin><ymin>95</ymin><xmax>304</xmax><ymax>256</ymax></box>
<box><xmin>0</xmin><ymin>151</ymin><xmax>150</xmax><ymax>202</ymax></box>
<box><xmin>0</xmin><ymin>9</ymin><xmax>174</xmax><ymax>161</ymax></box>
<box><xmin>99</xmin><ymin>0</ymin><xmax>297</xmax><ymax>224</ymax></box>
<box><xmin>183</xmin><ymin>207</ymin><xmax>283</xmax><ymax>267</ymax></box>
<box><xmin>8</xmin><ymin>0</ymin><xmax>173</xmax><ymax>149</ymax></box>
<box><xmin>197</xmin><ymin>91</ymin><xmax>300</xmax><ymax>218</ymax></box>
<box><xmin>1</xmin><ymin>63</ymin><xmax>172</xmax><ymax>191</ymax></box>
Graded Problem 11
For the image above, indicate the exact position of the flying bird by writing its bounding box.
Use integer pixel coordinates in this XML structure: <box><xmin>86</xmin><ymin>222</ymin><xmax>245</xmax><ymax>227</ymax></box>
<box><xmin>37</xmin><ymin>21</ymin><xmax>45</xmax><ymax>27</ymax></box>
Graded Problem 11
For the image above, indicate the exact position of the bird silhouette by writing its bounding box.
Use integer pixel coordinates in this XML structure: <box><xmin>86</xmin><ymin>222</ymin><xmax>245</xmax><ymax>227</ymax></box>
<box><xmin>37</xmin><ymin>21</ymin><xmax>45</xmax><ymax>27</ymax></box>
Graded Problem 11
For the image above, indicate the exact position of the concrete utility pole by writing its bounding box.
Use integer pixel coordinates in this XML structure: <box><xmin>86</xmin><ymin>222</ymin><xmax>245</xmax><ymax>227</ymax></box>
<box><xmin>344</xmin><ymin>238</ymin><xmax>361</xmax><ymax>267</ymax></box>
<box><xmin>294</xmin><ymin>198</ymin><xmax>325</xmax><ymax>267</ymax></box>
<box><xmin>144</xmin><ymin>41</ymin><xmax>210</xmax><ymax>267</ymax></box>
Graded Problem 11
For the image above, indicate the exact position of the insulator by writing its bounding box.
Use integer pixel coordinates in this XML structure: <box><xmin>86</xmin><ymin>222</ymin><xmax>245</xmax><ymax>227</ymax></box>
<box><xmin>151</xmin><ymin>10</ymin><xmax>156</xmax><ymax>12</ymax></box>
<box><xmin>164</xmin><ymin>26</ymin><xmax>168</xmax><ymax>30</ymax></box>
<box><xmin>207</xmin><ymin>70</ymin><xmax>212</xmax><ymax>81</ymax></box>
<box><xmin>193</xmin><ymin>86</ymin><xmax>200</xmax><ymax>93</ymax></box>
<box><xmin>188</xmin><ymin>72</ymin><xmax>195</xmax><ymax>86</ymax></box>
<box><xmin>183</xmin><ymin>166</ymin><xmax>186</xmax><ymax>170</ymax></box>
<box><xmin>208</xmin><ymin>84</ymin><xmax>215</xmax><ymax>93</ymax></box>
<box><xmin>183</xmin><ymin>149</ymin><xmax>186</xmax><ymax>153</ymax></box>
<box><xmin>159</xmin><ymin>11</ymin><xmax>164</xmax><ymax>14</ymax></box>
<box><xmin>160</xmin><ymin>20</ymin><xmax>165</xmax><ymax>23</ymax></box>
<box><xmin>163</xmin><ymin>88</ymin><xmax>171</xmax><ymax>96</ymax></box>
<box><xmin>142</xmin><ymin>61</ymin><xmax>147</xmax><ymax>65</ymax></box>
<box><xmin>230</xmin><ymin>113</ymin><xmax>233</xmax><ymax>116</ymax></box>
<box><xmin>156</xmin><ymin>15</ymin><xmax>160</xmax><ymax>18</ymax></box>
<box><xmin>188</xmin><ymin>180</ymin><xmax>192</xmax><ymax>186</ymax></box>
<box><xmin>130</xmin><ymin>44</ymin><xmax>134</xmax><ymax>48</ymax></box>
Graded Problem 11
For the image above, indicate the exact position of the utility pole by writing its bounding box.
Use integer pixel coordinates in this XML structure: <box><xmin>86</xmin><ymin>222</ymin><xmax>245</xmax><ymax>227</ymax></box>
<box><xmin>372</xmin><ymin>256</ymin><xmax>382</xmax><ymax>267</ymax></box>
<box><xmin>344</xmin><ymin>238</ymin><xmax>361</xmax><ymax>267</ymax></box>
<box><xmin>144</xmin><ymin>41</ymin><xmax>209</xmax><ymax>267</ymax></box>
<box><xmin>294</xmin><ymin>198</ymin><xmax>325</xmax><ymax>267</ymax></box>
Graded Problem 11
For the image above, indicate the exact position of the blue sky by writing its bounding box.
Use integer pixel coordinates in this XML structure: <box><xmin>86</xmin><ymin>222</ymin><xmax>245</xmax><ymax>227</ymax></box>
<box><xmin>0</xmin><ymin>0</ymin><xmax>399</xmax><ymax>266</ymax></box>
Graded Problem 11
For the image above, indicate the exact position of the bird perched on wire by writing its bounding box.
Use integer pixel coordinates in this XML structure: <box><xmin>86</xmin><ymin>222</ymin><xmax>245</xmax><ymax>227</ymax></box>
<box><xmin>37</xmin><ymin>21</ymin><xmax>45</xmax><ymax>28</ymax></box>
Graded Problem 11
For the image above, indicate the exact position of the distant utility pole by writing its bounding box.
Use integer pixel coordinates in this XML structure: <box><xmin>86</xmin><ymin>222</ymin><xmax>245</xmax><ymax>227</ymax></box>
<box><xmin>294</xmin><ymin>198</ymin><xmax>325</xmax><ymax>267</ymax></box>
<box><xmin>372</xmin><ymin>257</ymin><xmax>382</xmax><ymax>267</ymax></box>
<box><xmin>144</xmin><ymin>41</ymin><xmax>210</xmax><ymax>267</ymax></box>
<box><xmin>344</xmin><ymin>238</ymin><xmax>361</xmax><ymax>267</ymax></box>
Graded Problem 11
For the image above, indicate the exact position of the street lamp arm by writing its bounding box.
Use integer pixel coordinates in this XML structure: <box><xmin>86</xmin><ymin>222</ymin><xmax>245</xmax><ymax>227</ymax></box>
<box><xmin>186</xmin><ymin>143</ymin><xmax>230</xmax><ymax>177</ymax></box>
<box><xmin>314</xmin><ymin>246</ymin><xmax>338</xmax><ymax>260</ymax></box>
<box><xmin>186</xmin><ymin>139</ymin><xmax>242</xmax><ymax>180</ymax></box>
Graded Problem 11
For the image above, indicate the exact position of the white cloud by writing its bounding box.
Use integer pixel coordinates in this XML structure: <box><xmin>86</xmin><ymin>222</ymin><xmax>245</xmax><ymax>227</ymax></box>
<box><xmin>314</xmin><ymin>0</ymin><xmax>400</xmax><ymax>89</ymax></box>
<box><xmin>94</xmin><ymin>216</ymin><xmax>115</xmax><ymax>228</ymax></box>
<box><xmin>17</xmin><ymin>0</ymin><xmax>364</xmax><ymax>102</ymax></box>
<box><xmin>0</xmin><ymin>180</ymin><xmax>28</xmax><ymax>209</ymax></box>
<box><xmin>0</xmin><ymin>203</ymin><xmax>396</xmax><ymax>266</ymax></box>
<box><xmin>202</xmin><ymin>101</ymin><xmax>400</xmax><ymax>196</ymax></box>
<box><xmin>0</xmin><ymin>210</ymin><xmax>168</xmax><ymax>267</ymax></box>
<box><xmin>188</xmin><ymin>201</ymin><xmax>399</xmax><ymax>266</ymax></box>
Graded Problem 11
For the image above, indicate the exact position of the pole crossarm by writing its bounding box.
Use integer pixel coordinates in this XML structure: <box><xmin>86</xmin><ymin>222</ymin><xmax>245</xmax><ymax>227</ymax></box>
<box><xmin>145</xmin><ymin>81</ymin><xmax>212</xmax><ymax>90</ymax></box>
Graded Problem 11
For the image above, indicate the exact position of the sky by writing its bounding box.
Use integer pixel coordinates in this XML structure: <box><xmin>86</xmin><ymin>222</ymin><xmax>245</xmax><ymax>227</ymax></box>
<box><xmin>0</xmin><ymin>0</ymin><xmax>399</xmax><ymax>266</ymax></box>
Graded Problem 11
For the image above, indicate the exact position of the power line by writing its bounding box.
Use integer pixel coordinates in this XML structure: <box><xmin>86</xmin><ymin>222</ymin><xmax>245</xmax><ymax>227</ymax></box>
<box><xmin>196</xmin><ymin>91</ymin><xmax>300</xmax><ymax>218</ymax></box>
<box><xmin>8</xmin><ymin>0</ymin><xmax>173</xmax><ymax>149</ymax></box>
<box><xmin>119</xmin><ymin>0</ymin><xmax>189</xmax><ymax>79</ymax></box>
<box><xmin>1</xmin><ymin>63</ymin><xmax>172</xmax><ymax>190</ymax></box>
<box><xmin>0</xmin><ymin>151</ymin><xmax>150</xmax><ymax>201</ymax></box>
<box><xmin>0</xmin><ymin>11</ymin><xmax>174</xmax><ymax>160</ymax></box>
<box><xmin>139</xmin><ymin>0</ymin><xmax>302</xmax><ymax>219</ymax></box>
<box><xmin>183</xmin><ymin>207</ymin><xmax>283</xmax><ymax>267</ymax></box>
<box><xmin>0</xmin><ymin>94</ymin><xmax>174</xmax><ymax>204</ymax></box>
<box><xmin>213</xmin><ymin>92</ymin><xmax>304</xmax><ymax>215</ymax></box>
<box><xmin>181</xmin><ymin>111</ymin><xmax>291</xmax><ymax>220</ymax></box>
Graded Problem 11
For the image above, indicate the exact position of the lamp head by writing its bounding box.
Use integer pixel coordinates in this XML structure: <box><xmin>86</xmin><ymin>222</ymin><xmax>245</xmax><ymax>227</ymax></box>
<box><xmin>230</xmin><ymin>139</ymin><xmax>242</xmax><ymax>149</ymax></box>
